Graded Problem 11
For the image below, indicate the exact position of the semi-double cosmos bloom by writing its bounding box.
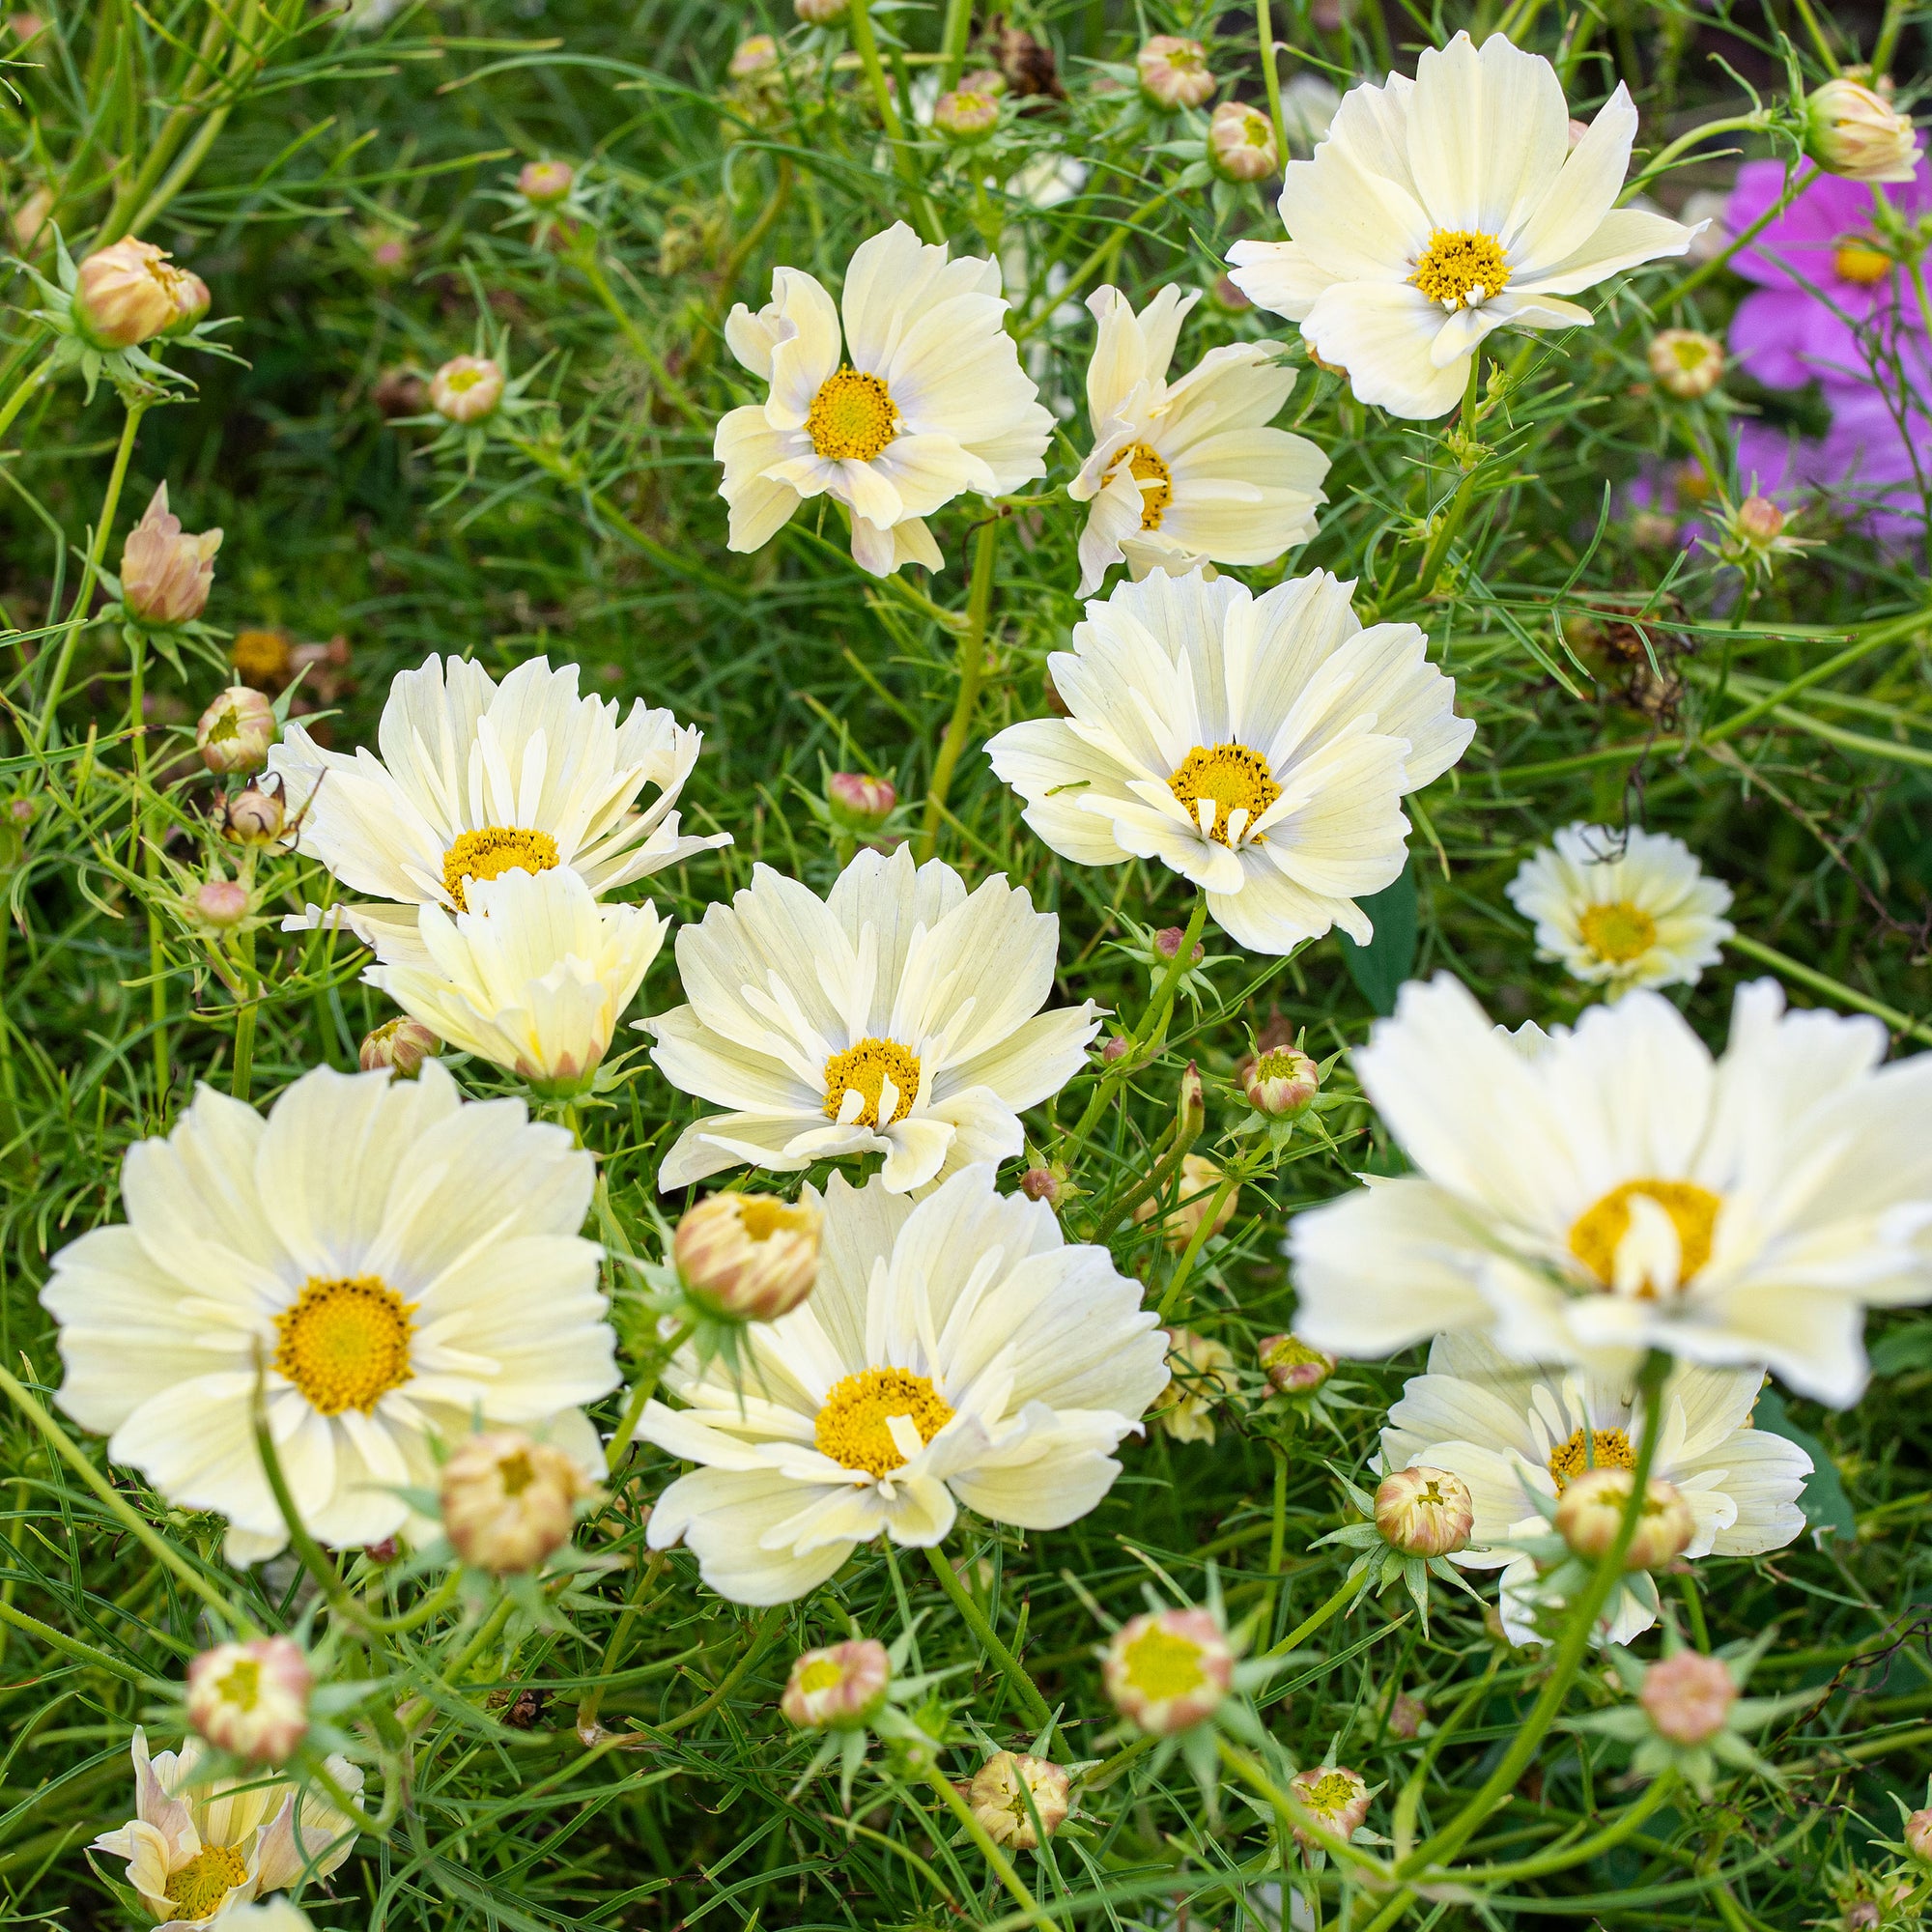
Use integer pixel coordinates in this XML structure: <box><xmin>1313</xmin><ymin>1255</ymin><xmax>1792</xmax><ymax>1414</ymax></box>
<box><xmin>1227</xmin><ymin>32</ymin><xmax>1698</xmax><ymax>417</ymax></box>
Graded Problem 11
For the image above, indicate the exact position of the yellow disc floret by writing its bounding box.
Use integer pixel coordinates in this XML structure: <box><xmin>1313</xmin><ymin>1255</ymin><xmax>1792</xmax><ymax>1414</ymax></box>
<box><xmin>441</xmin><ymin>825</ymin><xmax>560</xmax><ymax>911</ymax></box>
<box><xmin>813</xmin><ymin>1366</ymin><xmax>954</xmax><ymax>1478</ymax></box>
<box><xmin>1834</xmin><ymin>240</ymin><xmax>1891</xmax><ymax>285</ymax></box>
<box><xmin>1107</xmin><ymin>440</ymin><xmax>1174</xmax><ymax>529</ymax></box>
<box><xmin>273</xmin><ymin>1275</ymin><xmax>416</xmax><ymax>1415</ymax></box>
<box><xmin>1569</xmin><ymin>1179</ymin><xmax>1722</xmax><ymax>1296</ymax></box>
<box><xmin>1168</xmin><ymin>743</ymin><xmax>1282</xmax><ymax>846</ymax></box>
<box><xmin>163</xmin><ymin>1844</ymin><xmax>249</xmax><ymax>1921</ymax></box>
<box><xmin>1547</xmin><ymin>1425</ymin><xmax>1636</xmax><ymax>1493</ymax></box>
<box><xmin>807</xmin><ymin>366</ymin><xmax>900</xmax><ymax>462</ymax></box>
<box><xmin>822</xmin><ymin>1037</ymin><xmax>922</xmax><ymax>1128</ymax></box>
<box><xmin>1411</xmin><ymin>230</ymin><xmax>1513</xmax><ymax>310</ymax></box>
<box><xmin>1577</xmin><ymin>899</ymin><xmax>1658</xmax><ymax>965</ymax></box>
<box><xmin>1120</xmin><ymin>1622</ymin><xmax>1208</xmax><ymax>1700</ymax></box>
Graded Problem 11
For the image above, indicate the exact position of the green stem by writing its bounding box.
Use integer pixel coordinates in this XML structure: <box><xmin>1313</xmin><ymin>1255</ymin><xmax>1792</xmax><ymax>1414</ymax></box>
<box><xmin>1254</xmin><ymin>0</ymin><xmax>1289</xmax><ymax>169</ymax></box>
<box><xmin>231</xmin><ymin>923</ymin><xmax>260</xmax><ymax>1101</ymax></box>
<box><xmin>1411</xmin><ymin>357</ymin><xmax>1484</xmax><ymax>601</ymax></box>
<box><xmin>1262</xmin><ymin>1444</ymin><xmax>1290</xmax><ymax>1636</ymax></box>
<box><xmin>1626</xmin><ymin>112</ymin><xmax>1769</xmax><ymax>194</ymax></box>
<box><xmin>1659</xmin><ymin>164</ymin><xmax>1819</xmax><ymax>312</ymax></box>
<box><xmin>0</xmin><ymin>1596</ymin><xmax>174</xmax><ymax>1690</ymax></box>
<box><xmin>1154</xmin><ymin>1166</ymin><xmax>1238</xmax><ymax>1321</ymax></box>
<box><xmin>1265</xmin><ymin>1567</ymin><xmax>1371</xmax><ymax>1657</ymax></box>
<box><xmin>924</xmin><ymin>1544</ymin><xmax>1055</xmax><ymax>1734</ymax></box>
<box><xmin>937</xmin><ymin>0</ymin><xmax>973</xmax><ymax>89</ymax></box>
<box><xmin>576</xmin><ymin>248</ymin><xmax>704</xmax><ymax>426</ymax></box>
<box><xmin>844</xmin><ymin>0</ymin><xmax>943</xmax><ymax>244</ymax></box>
<box><xmin>1217</xmin><ymin>1737</ymin><xmax>1388</xmax><ymax>1875</ymax></box>
<box><xmin>605</xmin><ymin>1319</ymin><xmax>695</xmax><ymax>1474</ymax></box>
<box><xmin>128</xmin><ymin>632</ymin><xmax>170</xmax><ymax>1122</ymax></box>
<box><xmin>1725</xmin><ymin>934</ymin><xmax>1932</xmax><ymax>1048</ymax></box>
<box><xmin>917</xmin><ymin>510</ymin><xmax>1001</xmax><ymax>862</ymax></box>
<box><xmin>657</xmin><ymin>1604</ymin><xmax>787</xmax><ymax>1734</ymax></box>
<box><xmin>35</xmin><ymin>398</ymin><xmax>150</xmax><ymax>751</ymax></box>
<box><xmin>0</xmin><ymin>351</ymin><xmax>58</xmax><ymax>449</ymax></box>
<box><xmin>921</xmin><ymin>1759</ymin><xmax>1067</xmax><ymax>1932</ymax></box>
<box><xmin>1429</xmin><ymin>1771</ymin><xmax>1676</xmax><ymax>1884</ymax></box>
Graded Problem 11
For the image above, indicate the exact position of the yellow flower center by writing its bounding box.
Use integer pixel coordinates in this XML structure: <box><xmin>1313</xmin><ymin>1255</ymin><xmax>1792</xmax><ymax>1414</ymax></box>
<box><xmin>273</xmin><ymin>1275</ymin><xmax>416</xmax><ymax>1415</ymax></box>
<box><xmin>446</xmin><ymin>365</ymin><xmax>486</xmax><ymax>392</ymax></box>
<box><xmin>1303</xmin><ymin>1770</ymin><xmax>1361</xmax><ymax>1815</ymax></box>
<box><xmin>1569</xmin><ymin>1179</ymin><xmax>1721</xmax><ymax>1297</ymax></box>
<box><xmin>231</xmin><ymin>628</ymin><xmax>292</xmax><ymax>688</ymax></box>
<box><xmin>822</xmin><ymin>1037</ymin><xmax>922</xmax><ymax>1128</ymax></box>
<box><xmin>1121</xmin><ymin>1623</ymin><xmax>1208</xmax><ymax>1699</ymax></box>
<box><xmin>163</xmin><ymin>1844</ymin><xmax>249</xmax><ymax>1921</ymax></box>
<box><xmin>1577</xmin><ymin>899</ymin><xmax>1658</xmax><ymax>965</ymax></box>
<box><xmin>740</xmin><ymin>1196</ymin><xmax>816</xmax><ymax>1240</ymax></box>
<box><xmin>1168</xmin><ymin>742</ymin><xmax>1282</xmax><ymax>846</ymax></box>
<box><xmin>1834</xmin><ymin>240</ymin><xmax>1891</xmax><ymax>285</ymax></box>
<box><xmin>1411</xmin><ymin>229</ymin><xmax>1513</xmax><ymax>310</ymax></box>
<box><xmin>496</xmin><ymin>1447</ymin><xmax>536</xmax><ymax>1495</ymax></box>
<box><xmin>441</xmin><ymin>824</ymin><xmax>560</xmax><ymax>911</ymax></box>
<box><xmin>1106</xmin><ymin>440</ymin><xmax>1174</xmax><ymax>529</ymax></box>
<box><xmin>807</xmin><ymin>365</ymin><xmax>900</xmax><ymax>463</ymax></box>
<box><xmin>813</xmin><ymin>1366</ymin><xmax>954</xmax><ymax>1478</ymax></box>
<box><xmin>215</xmin><ymin>1657</ymin><xmax>262</xmax><ymax>1709</ymax></box>
<box><xmin>797</xmin><ymin>1657</ymin><xmax>844</xmax><ymax>1693</ymax></box>
<box><xmin>1547</xmin><ymin>1425</ymin><xmax>1635</xmax><ymax>1493</ymax></box>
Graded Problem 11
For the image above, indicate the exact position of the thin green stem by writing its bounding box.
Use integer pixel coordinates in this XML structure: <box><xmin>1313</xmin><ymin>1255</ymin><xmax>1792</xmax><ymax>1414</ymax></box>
<box><xmin>843</xmin><ymin>0</ymin><xmax>943</xmax><ymax>244</ymax></box>
<box><xmin>0</xmin><ymin>1596</ymin><xmax>174</xmax><ymax>1690</ymax></box>
<box><xmin>606</xmin><ymin>1319</ymin><xmax>695</xmax><ymax>1473</ymax></box>
<box><xmin>1725</xmin><ymin>934</ymin><xmax>1932</xmax><ymax>1048</ymax></box>
<box><xmin>937</xmin><ymin>0</ymin><xmax>973</xmax><ymax>89</ymax></box>
<box><xmin>231</xmin><ymin>922</ymin><xmax>260</xmax><ymax>1101</ymax></box>
<box><xmin>1254</xmin><ymin>0</ymin><xmax>1289</xmax><ymax>170</ymax></box>
<box><xmin>1411</xmin><ymin>357</ymin><xmax>1485</xmax><ymax>601</ymax></box>
<box><xmin>1626</xmin><ymin>112</ymin><xmax>1769</xmax><ymax>194</ymax></box>
<box><xmin>1659</xmin><ymin>164</ymin><xmax>1819</xmax><ymax>311</ymax></box>
<box><xmin>0</xmin><ymin>351</ymin><xmax>58</xmax><ymax>449</ymax></box>
<box><xmin>922</xmin><ymin>1759</ymin><xmax>1067</xmax><ymax>1932</ymax></box>
<box><xmin>1265</xmin><ymin>1567</ymin><xmax>1370</xmax><ymax>1657</ymax></box>
<box><xmin>917</xmin><ymin>510</ymin><xmax>1002</xmax><ymax>862</ymax></box>
<box><xmin>1154</xmin><ymin>1166</ymin><xmax>1239</xmax><ymax>1321</ymax></box>
<box><xmin>925</xmin><ymin>1543</ymin><xmax>1056</xmax><ymax>1735</ymax></box>
<box><xmin>656</xmin><ymin>1604</ymin><xmax>787</xmax><ymax>1734</ymax></box>
<box><xmin>1217</xmin><ymin>1737</ymin><xmax>1389</xmax><ymax>1875</ymax></box>
<box><xmin>1426</xmin><ymin>1771</ymin><xmax>1676</xmax><ymax>1884</ymax></box>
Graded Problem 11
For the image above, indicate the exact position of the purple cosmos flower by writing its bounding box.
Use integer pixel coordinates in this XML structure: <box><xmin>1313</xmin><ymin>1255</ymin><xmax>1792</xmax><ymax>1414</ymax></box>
<box><xmin>1724</xmin><ymin>157</ymin><xmax>1932</xmax><ymax>388</ymax></box>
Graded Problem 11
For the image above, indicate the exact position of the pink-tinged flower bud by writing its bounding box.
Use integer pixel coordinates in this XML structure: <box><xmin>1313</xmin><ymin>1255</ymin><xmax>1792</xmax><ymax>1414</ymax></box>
<box><xmin>1241</xmin><ymin>1044</ymin><xmax>1319</xmax><ymax>1117</ymax></box>
<box><xmin>186</xmin><ymin>1635</ymin><xmax>312</xmax><ymax>1763</ymax></box>
<box><xmin>219</xmin><ymin>778</ymin><xmax>286</xmax><ymax>848</ymax></box>
<box><xmin>1554</xmin><ymin>1468</ymin><xmax>1694</xmax><ymax>1571</ymax></box>
<box><xmin>1019</xmin><ymin>1165</ymin><xmax>1064</xmax><ymax>1206</ymax></box>
<box><xmin>360</xmin><ymin>1015</ymin><xmax>441</xmax><ymax>1077</ymax></box>
<box><xmin>780</xmin><ymin>1637</ymin><xmax>889</xmax><ymax>1730</ymax></box>
<box><xmin>1375</xmin><ymin>1465</ymin><xmax>1474</xmax><ymax>1557</ymax></box>
<box><xmin>1137</xmin><ymin>35</ymin><xmax>1214</xmax><ymax>110</ymax></box>
<box><xmin>517</xmin><ymin>159</ymin><xmax>575</xmax><ymax>206</ymax></box>
<box><xmin>1637</xmin><ymin>1651</ymin><xmax>1735</xmax><ymax>1746</ymax></box>
<box><xmin>1103</xmin><ymin>1606</ymin><xmax>1233</xmax><ymax>1734</ymax></box>
<box><xmin>969</xmin><ymin>1751</ymin><xmax>1070</xmax><ymax>1848</ymax></box>
<box><xmin>1258</xmin><ymin>1332</ymin><xmax>1335</xmax><ymax>1396</ymax></box>
<box><xmin>165</xmin><ymin>268</ymin><xmax>212</xmax><ymax>335</ymax></box>
<box><xmin>1176</xmin><ymin>1059</ymin><xmax>1205</xmax><ymax>1137</ymax></box>
<box><xmin>195</xmin><ymin>686</ymin><xmax>276</xmax><ymax>775</ymax></box>
<box><xmin>440</xmin><ymin>1430</ymin><xmax>592</xmax><ymax>1573</ymax></box>
<box><xmin>1154</xmin><ymin>924</ymin><xmax>1204</xmax><ymax>964</ymax></box>
<box><xmin>189</xmin><ymin>878</ymin><xmax>250</xmax><ymax>929</ymax></box>
<box><xmin>1288</xmin><ymin>1764</ymin><xmax>1370</xmax><ymax>1848</ymax></box>
<box><xmin>1210</xmin><ymin>271</ymin><xmax>1252</xmax><ymax>313</ymax></box>
<box><xmin>826</xmin><ymin>770</ymin><xmax>895</xmax><ymax>831</ymax></box>
<box><xmin>934</xmin><ymin>87</ymin><xmax>1000</xmax><ymax>141</ymax></box>
<box><xmin>1904</xmin><ymin>1807</ymin><xmax>1932</xmax><ymax>1863</ymax></box>
<box><xmin>431</xmin><ymin>355</ymin><xmax>505</xmax><ymax>425</ymax></box>
<box><xmin>1101</xmin><ymin>1035</ymin><xmax>1130</xmax><ymax>1063</ymax></box>
<box><xmin>673</xmin><ymin>1191</ymin><xmax>821</xmax><ymax>1322</ymax></box>
<box><xmin>1735</xmin><ymin>495</ymin><xmax>1785</xmax><ymax>545</ymax></box>
<box><xmin>1388</xmin><ymin>1692</ymin><xmax>1426</xmax><ymax>1741</ymax></box>
<box><xmin>364</xmin><ymin>227</ymin><xmax>411</xmax><ymax>278</ymax></box>
<box><xmin>1208</xmin><ymin>101</ymin><xmax>1279</xmax><ymax>183</ymax></box>
<box><xmin>120</xmin><ymin>483</ymin><xmax>221</xmax><ymax>627</ymax></box>
<box><xmin>1647</xmin><ymin>328</ymin><xmax>1723</xmax><ymax>400</ymax></box>
<box><xmin>728</xmin><ymin>33</ymin><xmax>778</xmax><ymax>77</ymax></box>
<box><xmin>1804</xmin><ymin>76</ymin><xmax>1923</xmax><ymax>184</ymax></box>
<box><xmin>795</xmin><ymin>0</ymin><xmax>846</xmax><ymax>18</ymax></box>
<box><xmin>71</xmin><ymin>237</ymin><xmax>196</xmax><ymax>350</ymax></box>
<box><xmin>1150</xmin><ymin>1327</ymin><xmax>1236</xmax><ymax>1443</ymax></box>
<box><xmin>1136</xmin><ymin>1152</ymin><xmax>1236</xmax><ymax>1252</ymax></box>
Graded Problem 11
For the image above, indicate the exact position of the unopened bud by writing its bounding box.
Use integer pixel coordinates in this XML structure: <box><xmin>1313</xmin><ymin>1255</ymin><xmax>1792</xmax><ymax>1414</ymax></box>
<box><xmin>1554</xmin><ymin>1468</ymin><xmax>1694</xmax><ymax>1570</ymax></box>
<box><xmin>1637</xmin><ymin>1651</ymin><xmax>1735</xmax><ymax>1746</ymax></box>
<box><xmin>441</xmin><ymin>1430</ymin><xmax>593</xmax><ymax>1573</ymax></box>
<box><xmin>780</xmin><ymin>1637</ymin><xmax>889</xmax><ymax>1729</ymax></box>
<box><xmin>360</xmin><ymin>1015</ymin><xmax>440</xmax><ymax>1077</ymax></box>
<box><xmin>1258</xmin><ymin>1332</ymin><xmax>1335</xmax><ymax>1395</ymax></box>
<box><xmin>1288</xmin><ymin>1764</ymin><xmax>1370</xmax><ymax>1848</ymax></box>
<box><xmin>1208</xmin><ymin>100</ymin><xmax>1279</xmax><ymax>183</ymax></box>
<box><xmin>220</xmin><ymin>778</ymin><xmax>286</xmax><ymax>847</ymax></box>
<box><xmin>121</xmin><ymin>483</ymin><xmax>221</xmax><ymax>627</ymax></box>
<box><xmin>1735</xmin><ymin>495</ymin><xmax>1785</xmax><ymax>545</ymax></box>
<box><xmin>1177</xmin><ymin>1060</ymin><xmax>1205</xmax><ymax>1137</ymax></box>
<box><xmin>71</xmin><ymin>237</ymin><xmax>192</xmax><ymax>350</ymax></box>
<box><xmin>673</xmin><ymin>1191</ymin><xmax>821</xmax><ymax>1322</ymax></box>
<box><xmin>517</xmin><ymin>159</ymin><xmax>574</xmax><ymax>206</ymax></box>
<box><xmin>1375</xmin><ymin>1464</ymin><xmax>1474</xmax><ymax>1557</ymax></box>
<box><xmin>1018</xmin><ymin>1164</ymin><xmax>1069</xmax><ymax>1207</ymax></box>
<box><xmin>165</xmin><ymin>268</ymin><xmax>211</xmax><ymax>336</ymax></box>
<box><xmin>1137</xmin><ymin>34</ymin><xmax>1214</xmax><ymax>110</ymax></box>
<box><xmin>826</xmin><ymin>770</ymin><xmax>895</xmax><ymax>831</ymax></box>
<box><xmin>196</xmin><ymin>686</ymin><xmax>277</xmax><ymax>775</ymax></box>
<box><xmin>431</xmin><ymin>354</ymin><xmax>505</xmax><ymax>425</ymax></box>
<box><xmin>1904</xmin><ymin>1807</ymin><xmax>1932</xmax><ymax>1863</ymax></box>
<box><xmin>969</xmin><ymin>1751</ymin><xmax>1070</xmax><ymax>1848</ymax></box>
<box><xmin>1804</xmin><ymin>75</ymin><xmax>1923</xmax><ymax>184</ymax></box>
<box><xmin>1154</xmin><ymin>924</ymin><xmax>1205</xmax><ymax>965</ymax></box>
<box><xmin>1388</xmin><ymin>1692</ymin><xmax>1425</xmax><ymax>1741</ymax></box>
<box><xmin>364</xmin><ymin>227</ymin><xmax>410</xmax><ymax>278</ymax></box>
<box><xmin>1103</xmin><ymin>1606</ymin><xmax>1233</xmax><ymax>1734</ymax></box>
<box><xmin>934</xmin><ymin>87</ymin><xmax>1000</xmax><ymax>141</ymax></box>
<box><xmin>1647</xmin><ymin>328</ymin><xmax>1724</xmax><ymax>400</ymax></box>
<box><xmin>728</xmin><ymin>33</ymin><xmax>778</xmax><ymax>78</ymax></box>
<box><xmin>1101</xmin><ymin>1035</ymin><xmax>1131</xmax><ymax>1063</ymax></box>
<box><xmin>1241</xmin><ymin>1044</ymin><xmax>1319</xmax><ymax>1117</ymax></box>
<box><xmin>186</xmin><ymin>1636</ymin><xmax>312</xmax><ymax>1764</ymax></box>
<box><xmin>189</xmin><ymin>878</ymin><xmax>250</xmax><ymax>929</ymax></box>
<box><xmin>794</xmin><ymin>0</ymin><xmax>846</xmax><ymax>18</ymax></box>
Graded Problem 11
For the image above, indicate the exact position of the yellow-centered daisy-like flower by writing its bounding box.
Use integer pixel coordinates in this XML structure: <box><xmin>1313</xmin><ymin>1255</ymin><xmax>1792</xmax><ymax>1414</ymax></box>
<box><xmin>1289</xmin><ymin>974</ymin><xmax>1932</xmax><ymax>1406</ymax></box>
<box><xmin>636</xmin><ymin>1167</ymin><xmax>1169</xmax><ymax>1603</ymax></box>
<box><xmin>92</xmin><ymin>1730</ymin><xmax>360</xmax><ymax>1928</ymax></box>
<box><xmin>715</xmin><ymin>222</ymin><xmax>1053</xmax><ymax>577</ymax></box>
<box><xmin>269</xmin><ymin>654</ymin><xmax>724</xmax><ymax>971</ymax></box>
<box><xmin>1226</xmin><ymin>32</ymin><xmax>1700</xmax><ymax>417</ymax></box>
<box><xmin>41</xmin><ymin>1063</ymin><xmax>614</xmax><ymax>1562</ymax></box>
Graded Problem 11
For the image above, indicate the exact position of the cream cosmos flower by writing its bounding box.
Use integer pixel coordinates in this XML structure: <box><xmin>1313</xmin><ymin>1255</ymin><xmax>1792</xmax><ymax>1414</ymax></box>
<box><xmin>366</xmin><ymin>866</ymin><xmax>668</xmax><ymax>1092</ymax></box>
<box><xmin>716</xmin><ymin>222</ymin><xmax>1054</xmax><ymax>577</ymax></box>
<box><xmin>1507</xmin><ymin>821</ymin><xmax>1734</xmax><ymax>996</ymax></box>
<box><xmin>637</xmin><ymin>1166</ymin><xmax>1168</xmax><ymax>1603</ymax></box>
<box><xmin>1289</xmin><ymin>975</ymin><xmax>1932</xmax><ymax>1405</ymax></box>
<box><xmin>269</xmin><ymin>654</ymin><xmax>724</xmax><ymax>970</ymax></box>
<box><xmin>1225</xmin><ymin>32</ymin><xmax>1699</xmax><ymax>417</ymax></box>
<box><xmin>646</xmin><ymin>843</ymin><xmax>1100</xmax><ymax>1193</ymax></box>
<box><xmin>1382</xmin><ymin>1332</ymin><xmax>1810</xmax><ymax>1645</ymax></box>
<box><xmin>1070</xmin><ymin>283</ymin><xmax>1329</xmax><ymax>594</ymax></box>
<box><xmin>93</xmin><ymin>1730</ymin><xmax>359</xmax><ymax>1928</ymax></box>
<box><xmin>41</xmin><ymin>1063</ymin><xmax>615</xmax><ymax>1562</ymax></box>
<box><xmin>986</xmin><ymin>569</ymin><xmax>1473</xmax><ymax>954</ymax></box>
